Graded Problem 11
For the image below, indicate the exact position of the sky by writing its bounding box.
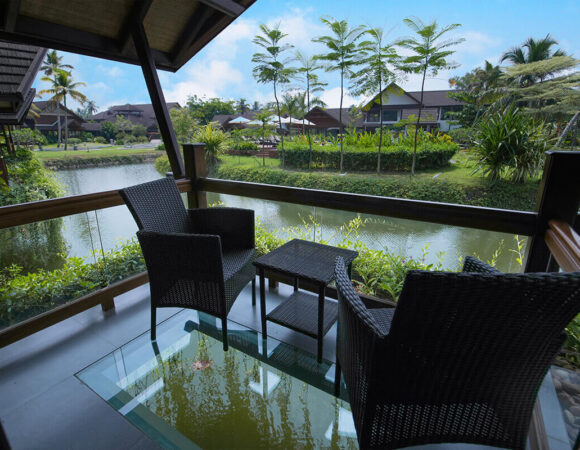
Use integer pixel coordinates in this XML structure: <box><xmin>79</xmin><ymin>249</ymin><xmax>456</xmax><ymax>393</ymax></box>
<box><xmin>32</xmin><ymin>0</ymin><xmax>580</xmax><ymax>113</ymax></box>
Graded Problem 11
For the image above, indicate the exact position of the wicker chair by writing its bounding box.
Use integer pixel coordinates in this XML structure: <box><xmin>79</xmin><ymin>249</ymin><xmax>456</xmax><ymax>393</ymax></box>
<box><xmin>120</xmin><ymin>177</ymin><xmax>256</xmax><ymax>351</ymax></box>
<box><xmin>334</xmin><ymin>256</ymin><xmax>580</xmax><ymax>450</ymax></box>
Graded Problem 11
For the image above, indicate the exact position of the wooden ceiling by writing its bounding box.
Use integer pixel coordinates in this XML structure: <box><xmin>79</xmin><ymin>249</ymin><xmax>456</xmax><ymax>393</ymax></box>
<box><xmin>0</xmin><ymin>0</ymin><xmax>256</xmax><ymax>72</ymax></box>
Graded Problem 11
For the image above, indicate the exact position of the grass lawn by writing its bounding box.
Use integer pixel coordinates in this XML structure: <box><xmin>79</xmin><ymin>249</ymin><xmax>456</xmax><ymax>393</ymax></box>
<box><xmin>35</xmin><ymin>147</ymin><xmax>161</xmax><ymax>160</ymax></box>
<box><xmin>220</xmin><ymin>154</ymin><xmax>281</xmax><ymax>168</ymax></box>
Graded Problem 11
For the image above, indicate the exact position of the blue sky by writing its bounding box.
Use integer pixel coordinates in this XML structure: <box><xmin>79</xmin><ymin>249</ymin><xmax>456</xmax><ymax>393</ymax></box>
<box><xmin>32</xmin><ymin>0</ymin><xmax>580</xmax><ymax>113</ymax></box>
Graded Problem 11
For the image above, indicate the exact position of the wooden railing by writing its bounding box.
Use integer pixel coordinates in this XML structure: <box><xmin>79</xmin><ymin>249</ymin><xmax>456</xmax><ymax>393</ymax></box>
<box><xmin>0</xmin><ymin>147</ymin><xmax>579</xmax><ymax>348</ymax></box>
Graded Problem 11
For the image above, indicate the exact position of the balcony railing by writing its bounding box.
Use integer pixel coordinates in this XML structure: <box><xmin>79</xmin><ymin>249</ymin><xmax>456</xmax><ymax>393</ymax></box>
<box><xmin>0</xmin><ymin>145</ymin><xmax>579</xmax><ymax>350</ymax></box>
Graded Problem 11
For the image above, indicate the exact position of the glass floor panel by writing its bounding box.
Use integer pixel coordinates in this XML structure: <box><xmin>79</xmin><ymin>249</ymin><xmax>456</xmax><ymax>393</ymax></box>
<box><xmin>76</xmin><ymin>310</ymin><xmax>357</xmax><ymax>449</ymax></box>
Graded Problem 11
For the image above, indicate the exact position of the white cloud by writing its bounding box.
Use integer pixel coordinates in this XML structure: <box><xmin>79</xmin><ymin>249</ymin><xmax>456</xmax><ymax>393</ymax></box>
<box><xmin>163</xmin><ymin>59</ymin><xmax>244</xmax><ymax>104</ymax></box>
<box><xmin>455</xmin><ymin>31</ymin><xmax>502</xmax><ymax>55</ymax></box>
<box><xmin>321</xmin><ymin>87</ymin><xmax>360</xmax><ymax>108</ymax></box>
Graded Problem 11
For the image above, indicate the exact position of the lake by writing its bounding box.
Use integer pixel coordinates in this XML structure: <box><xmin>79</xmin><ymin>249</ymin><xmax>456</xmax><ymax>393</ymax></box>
<box><xmin>54</xmin><ymin>163</ymin><xmax>522</xmax><ymax>272</ymax></box>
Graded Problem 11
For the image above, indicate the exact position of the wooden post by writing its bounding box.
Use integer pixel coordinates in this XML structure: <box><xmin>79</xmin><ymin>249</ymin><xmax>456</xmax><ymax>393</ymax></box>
<box><xmin>183</xmin><ymin>143</ymin><xmax>207</xmax><ymax>209</ymax></box>
<box><xmin>131</xmin><ymin>22</ymin><xmax>185</xmax><ymax>178</ymax></box>
<box><xmin>524</xmin><ymin>151</ymin><xmax>580</xmax><ymax>272</ymax></box>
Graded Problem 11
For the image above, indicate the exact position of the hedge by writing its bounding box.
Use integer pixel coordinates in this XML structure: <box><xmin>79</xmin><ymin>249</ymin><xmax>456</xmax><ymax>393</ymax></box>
<box><xmin>215</xmin><ymin>165</ymin><xmax>539</xmax><ymax>211</ymax></box>
<box><xmin>284</xmin><ymin>144</ymin><xmax>457</xmax><ymax>171</ymax></box>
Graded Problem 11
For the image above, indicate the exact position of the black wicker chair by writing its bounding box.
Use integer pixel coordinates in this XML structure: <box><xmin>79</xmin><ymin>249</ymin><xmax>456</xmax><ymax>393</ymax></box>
<box><xmin>120</xmin><ymin>177</ymin><xmax>256</xmax><ymax>351</ymax></box>
<box><xmin>334</xmin><ymin>256</ymin><xmax>580</xmax><ymax>450</ymax></box>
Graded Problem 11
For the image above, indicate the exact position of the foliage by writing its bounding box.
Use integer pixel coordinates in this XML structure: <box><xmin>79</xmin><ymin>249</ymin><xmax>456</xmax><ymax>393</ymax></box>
<box><xmin>396</xmin><ymin>17</ymin><xmax>464</xmax><ymax>174</ymax></box>
<box><xmin>132</xmin><ymin>124</ymin><xmax>148</xmax><ymax>137</ymax></box>
<box><xmin>113</xmin><ymin>114</ymin><xmax>133</xmax><ymax>133</ymax></box>
<box><xmin>155</xmin><ymin>154</ymin><xmax>171</xmax><ymax>174</ymax></box>
<box><xmin>215</xmin><ymin>165</ymin><xmax>538</xmax><ymax>211</ymax></box>
<box><xmin>252</xmin><ymin>23</ymin><xmax>295</xmax><ymax>166</ymax></box>
<box><xmin>0</xmin><ymin>239</ymin><xmax>145</xmax><ymax>328</ymax></box>
<box><xmin>169</xmin><ymin>107</ymin><xmax>199</xmax><ymax>144</ymax></box>
<box><xmin>100</xmin><ymin>121</ymin><xmax>117</xmax><ymax>141</ymax></box>
<box><xmin>313</xmin><ymin>17</ymin><xmax>366</xmax><ymax>172</ymax></box>
<box><xmin>0</xmin><ymin>148</ymin><xmax>66</xmax><ymax>272</ymax></box>
<box><xmin>186</xmin><ymin>95</ymin><xmax>236</xmax><ymax>125</ymax></box>
<box><xmin>447</xmin><ymin>127</ymin><xmax>473</xmax><ymax>146</ymax></box>
<box><xmin>231</xmin><ymin>141</ymin><xmax>259</xmax><ymax>152</ymax></box>
<box><xmin>473</xmin><ymin>105</ymin><xmax>553</xmax><ymax>182</ymax></box>
<box><xmin>67</xmin><ymin>138</ymin><xmax>81</xmax><ymax>145</ymax></box>
<box><xmin>193</xmin><ymin>123</ymin><xmax>231</xmax><ymax>166</ymax></box>
<box><xmin>12</xmin><ymin>128</ymin><xmax>47</xmax><ymax>146</ymax></box>
<box><xmin>93</xmin><ymin>136</ymin><xmax>107</xmax><ymax>144</ymax></box>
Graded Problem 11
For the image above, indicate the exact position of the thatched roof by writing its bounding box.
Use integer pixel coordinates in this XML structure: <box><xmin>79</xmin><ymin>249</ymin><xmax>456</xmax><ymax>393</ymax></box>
<box><xmin>0</xmin><ymin>40</ymin><xmax>46</xmax><ymax>124</ymax></box>
<box><xmin>0</xmin><ymin>0</ymin><xmax>256</xmax><ymax>72</ymax></box>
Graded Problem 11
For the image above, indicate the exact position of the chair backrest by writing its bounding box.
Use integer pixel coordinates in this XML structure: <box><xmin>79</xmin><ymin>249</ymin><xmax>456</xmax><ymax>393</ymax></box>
<box><xmin>119</xmin><ymin>176</ymin><xmax>192</xmax><ymax>233</ymax></box>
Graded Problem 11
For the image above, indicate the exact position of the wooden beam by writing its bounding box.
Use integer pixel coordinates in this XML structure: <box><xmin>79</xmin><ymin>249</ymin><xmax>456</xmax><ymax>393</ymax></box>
<box><xmin>171</xmin><ymin>5</ymin><xmax>215</xmax><ymax>64</ymax></box>
<box><xmin>197</xmin><ymin>178</ymin><xmax>538</xmax><ymax>235</ymax></box>
<box><xmin>118</xmin><ymin>0</ymin><xmax>154</xmax><ymax>55</ymax></box>
<box><xmin>545</xmin><ymin>220</ymin><xmax>580</xmax><ymax>272</ymax></box>
<box><xmin>197</xmin><ymin>0</ymin><xmax>244</xmax><ymax>16</ymax></box>
<box><xmin>524</xmin><ymin>151</ymin><xmax>580</xmax><ymax>272</ymax></box>
<box><xmin>131</xmin><ymin>21</ymin><xmax>185</xmax><ymax>178</ymax></box>
<box><xmin>2</xmin><ymin>0</ymin><xmax>20</xmax><ymax>32</ymax></box>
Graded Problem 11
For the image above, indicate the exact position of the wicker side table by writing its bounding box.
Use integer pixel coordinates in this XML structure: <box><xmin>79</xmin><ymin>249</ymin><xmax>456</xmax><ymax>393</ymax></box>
<box><xmin>254</xmin><ymin>239</ymin><xmax>358</xmax><ymax>361</ymax></box>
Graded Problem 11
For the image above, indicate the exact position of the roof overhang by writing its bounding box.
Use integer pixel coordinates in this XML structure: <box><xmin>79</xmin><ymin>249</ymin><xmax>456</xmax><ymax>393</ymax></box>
<box><xmin>0</xmin><ymin>0</ymin><xmax>256</xmax><ymax>73</ymax></box>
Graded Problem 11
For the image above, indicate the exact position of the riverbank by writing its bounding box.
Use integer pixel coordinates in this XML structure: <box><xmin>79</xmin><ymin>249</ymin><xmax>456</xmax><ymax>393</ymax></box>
<box><xmin>37</xmin><ymin>148</ymin><xmax>161</xmax><ymax>170</ymax></box>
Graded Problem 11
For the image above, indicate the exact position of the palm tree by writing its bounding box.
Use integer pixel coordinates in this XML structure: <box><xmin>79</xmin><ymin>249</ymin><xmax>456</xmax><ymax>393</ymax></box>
<box><xmin>85</xmin><ymin>100</ymin><xmax>98</xmax><ymax>117</ymax></box>
<box><xmin>295</xmin><ymin>51</ymin><xmax>327</xmax><ymax>166</ymax></box>
<box><xmin>281</xmin><ymin>93</ymin><xmax>301</xmax><ymax>137</ymax></box>
<box><xmin>253</xmin><ymin>110</ymin><xmax>274</xmax><ymax>167</ymax></box>
<box><xmin>40</xmin><ymin>50</ymin><xmax>73</xmax><ymax>148</ymax></box>
<box><xmin>351</xmin><ymin>26</ymin><xmax>399</xmax><ymax>174</ymax></box>
<box><xmin>501</xmin><ymin>34</ymin><xmax>566</xmax><ymax>85</ymax></box>
<box><xmin>397</xmin><ymin>17</ymin><xmax>464</xmax><ymax>175</ymax></box>
<box><xmin>252</xmin><ymin>24</ymin><xmax>295</xmax><ymax>167</ymax></box>
<box><xmin>237</xmin><ymin>98</ymin><xmax>249</xmax><ymax>114</ymax></box>
<box><xmin>314</xmin><ymin>17</ymin><xmax>366</xmax><ymax>172</ymax></box>
<box><xmin>39</xmin><ymin>70</ymin><xmax>86</xmax><ymax>150</ymax></box>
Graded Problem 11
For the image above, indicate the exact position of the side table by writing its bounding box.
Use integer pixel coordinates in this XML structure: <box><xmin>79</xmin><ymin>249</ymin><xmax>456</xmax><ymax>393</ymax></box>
<box><xmin>253</xmin><ymin>239</ymin><xmax>358</xmax><ymax>361</ymax></box>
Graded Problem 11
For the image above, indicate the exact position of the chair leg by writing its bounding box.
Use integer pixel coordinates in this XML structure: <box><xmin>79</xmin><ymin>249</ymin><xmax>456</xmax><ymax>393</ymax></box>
<box><xmin>222</xmin><ymin>316</ymin><xmax>229</xmax><ymax>351</ymax></box>
<box><xmin>334</xmin><ymin>359</ymin><xmax>341</xmax><ymax>397</ymax></box>
<box><xmin>252</xmin><ymin>277</ymin><xmax>256</xmax><ymax>306</ymax></box>
<box><xmin>151</xmin><ymin>307</ymin><xmax>157</xmax><ymax>341</ymax></box>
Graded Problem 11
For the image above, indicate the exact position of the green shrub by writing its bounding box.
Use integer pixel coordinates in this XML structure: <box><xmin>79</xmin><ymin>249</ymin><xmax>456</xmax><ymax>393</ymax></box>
<box><xmin>12</xmin><ymin>128</ymin><xmax>47</xmax><ymax>147</ymax></box>
<box><xmin>155</xmin><ymin>155</ymin><xmax>171</xmax><ymax>174</ymax></box>
<box><xmin>93</xmin><ymin>136</ymin><xmax>107</xmax><ymax>144</ymax></box>
<box><xmin>215</xmin><ymin>165</ymin><xmax>538</xmax><ymax>211</ymax></box>
<box><xmin>67</xmin><ymin>138</ymin><xmax>81</xmax><ymax>145</ymax></box>
<box><xmin>284</xmin><ymin>144</ymin><xmax>457</xmax><ymax>171</ymax></box>
<box><xmin>231</xmin><ymin>141</ymin><xmax>259</xmax><ymax>152</ymax></box>
<box><xmin>157</xmin><ymin>142</ymin><xmax>165</xmax><ymax>150</ymax></box>
<box><xmin>473</xmin><ymin>106</ymin><xmax>552</xmax><ymax>183</ymax></box>
<box><xmin>447</xmin><ymin>127</ymin><xmax>473</xmax><ymax>146</ymax></box>
<box><xmin>194</xmin><ymin>123</ymin><xmax>230</xmax><ymax>166</ymax></box>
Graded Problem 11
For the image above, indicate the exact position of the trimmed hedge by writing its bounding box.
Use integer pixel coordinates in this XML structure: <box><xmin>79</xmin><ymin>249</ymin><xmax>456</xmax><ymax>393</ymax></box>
<box><xmin>284</xmin><ymin>144</ymin><xmax>457</xmax><ymax>171</ymax></box>
<box><xmin>215</xmin><ymin>165</ymin><xmax>539</xmax><ymax>211</ymax></box>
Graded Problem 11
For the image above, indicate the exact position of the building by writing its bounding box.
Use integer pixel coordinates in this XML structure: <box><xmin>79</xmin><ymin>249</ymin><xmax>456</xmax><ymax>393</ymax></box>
<box><xmin>90</xmin><ymin>102</ymin><xmax>181</xmax><ymax>139</ymax></box>
<box><xmin>361</xmin><ymin>84</ymin><xmax>464</xmax><ymax>132</ymax></box>
<box><xmin>32</xmin><ymin>100</ymin><xmax>87</xmax><ymax>140</ymax></box>
<box><xmin>304</xmin><ymin>107</ymin><xmax>364</xmax><ymax>135</ymax></box>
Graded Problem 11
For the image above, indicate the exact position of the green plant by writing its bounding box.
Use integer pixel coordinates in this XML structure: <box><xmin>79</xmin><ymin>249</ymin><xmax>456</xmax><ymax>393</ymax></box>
<box><xmin>12</xmin><ymin>128</ymin><xmax>47</xmax><ymax>147</ymax></box>
<box><xmin>67</xmin><ymin>138</ymin><xmax>81</xmax><ymax>145</ymax></box>
<box><xmin>193</xmin><ymin>123</ymin><xmax>230</xmax><ymax>166</ymax></box>
<box><xmin>93</xmin><ymin>136</ymin><xmax>106</xmax><ymax>144</ymax></box>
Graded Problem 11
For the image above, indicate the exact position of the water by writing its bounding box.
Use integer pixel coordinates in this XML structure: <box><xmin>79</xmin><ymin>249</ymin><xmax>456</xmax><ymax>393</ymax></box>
<box><xmin>54</xmin><ymin>164</ymin><xmax>522</xmax><ymax>272</ymax></box>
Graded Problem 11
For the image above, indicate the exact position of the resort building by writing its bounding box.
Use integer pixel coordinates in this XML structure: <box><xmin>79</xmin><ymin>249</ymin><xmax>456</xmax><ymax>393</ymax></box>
<box><xmin>304</xmin><ymin>107</ymin><xmax>364</xmax><ymax>135</ymax></box>
<box><xmin>31</xmin><ymin>100</ymin><xmax>87</xmax><ymax>140</ymax></box>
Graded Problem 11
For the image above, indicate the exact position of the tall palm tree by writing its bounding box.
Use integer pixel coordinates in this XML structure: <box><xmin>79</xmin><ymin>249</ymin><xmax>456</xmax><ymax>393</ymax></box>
<box><xmin>40</xmin><ymin>50</ymin><xmax>73</xmax><ymax>147</ymax></box>
<box><xmin>39</xmin><ymin>70</ymin><xmax>86</xmax><ymax>150</ymax></box>
<box><xmin>281</xmin><ymin>93</ymin><xmax>301</xmax><ymax>137</ymax></box>
<box><xmin>501</xmin><ymin>34</ymin><xmax>566</xmax><ymax>85</ymax></box>
<box><xmin>314</xmin><ymin>17</ymin><xmax>366</xmax><ymax>172</ymax></box>
<box><xmin>397</xmin><ymin>17</ymin><xmax>464</xmax><ymax>175</ymax></box>
<box><xmin>85</xmin><ymin>100</ymin><xmax>98</xmax><ymax>117</ymax></box>
<box><xmin>352</xmin><ymin>26</ymin><xmax>399</xmax><ymax>174</ymax></box>
<box><xmin>295</xmin><ymin>51</ymin><xmax>327</xmax><ymax>164</ymax></box>
<box><xmin>252</xmin><ymin>24</ymin><xmax>295</xmax><ymax>167</ymax></box>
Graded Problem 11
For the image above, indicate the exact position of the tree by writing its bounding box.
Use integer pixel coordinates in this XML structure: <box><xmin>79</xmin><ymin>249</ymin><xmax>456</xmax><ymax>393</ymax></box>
<box><xmin>237</xmin><ymin>98</ymin><xmax>249</xmax><ymax>114</ymax></box>
<box><xmin>39</xmin><ymin>70</ymin><xmax>86</xmax><ymax>150</ymax></box>
<box><xmin>40</xmin><ymin>50</ymin><xmax>73</xmax><ymax>148</ymax></box>
<box><xmin>351</xmin><ymin>26</ymin><xmax>399</xmax><ymax>173</ymax></box>
<box><xmin>281</xmin><ymin>93</ymin><xmax>301</xmax><ymax>136</ymax></box>
<box><xmin>252</xmin><ymin>110</ymin><xmax>274</xmax><ymax>166</ymax></box>
<box><xmin>252</xmin><ymin>101</ymin><xmax>261</xmax><ymax>111</ymax></box>
<box><xmin>85</xmin><ymin>100</ymin><xmax>98</xmax><ymax>116</ymax></box>
<box><xmin>313</xmin><ymin>17</ymin><xmax>365</xmax><ymax>172</ymax></box>
<box><xmin>397</xmin><ymin>17</ymin><xmax>464</xmax><ymax>175</ymax></box>
<box><xmin>132</xmin><ymin>124</ymin><xmax>148</xmax><ymax>138</ymax></box>
<box><xmin>169</xmin><ymin>107</ymin><xmax>198</xmax><ymax>143</ymax></box>
<box><xmin>501</xmin><ymin>34</ymin><xmax>566</xmax><ymax>85</ymax></box>
<box><xmin>295</xmin><ymin>51</ymin><xmax>327</xmax><ymax>168</ymax></box>
<box><xmin>252</xmin><ymin>23</ymin><xmax>295</xmax><ymax>167</ymax></box>
<box><xmin>186</xmin><ymin>95</ymin><xmax>235</xmax><ymax>124</ymax></box>
<box><xmin>100</xmin><ymin>121</ymin><xmax>117</xmax><ymax>141</ymax></box>
<box><xmin>113</xmin><ymin>114</ymin><xmax>133</xmax><ymax>134</ymax></box>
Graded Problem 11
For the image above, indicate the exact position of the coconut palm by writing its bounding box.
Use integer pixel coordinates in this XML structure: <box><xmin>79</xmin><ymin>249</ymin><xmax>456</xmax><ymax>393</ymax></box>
<box><xmin>39</xmin><ymin>70</ymin><xmax>86</xmax><ymax>150</ymax></box>
<box><xmin>281</xmin><ymin>93</ymin><xmax>301</xmax><ymax>137</ymax></box>
<box><xmin>351</xmin><ymin>26</ymin><xmax>399</xmax><ymax>174</ymax></box>
<box><xmin>295</xmin><ymin>51</ymin><xmax>327</xmax><ymax>164</ymax></box>
<box><xmin>397</xmin><ymin>17</ymin><xmax>464</xmax><ymax>175</ymax></box>
<box><xmin>314</xmin><ymin>17</ymin><xmax>366</xmax><ymax>172</ymax></box>
<box><xmin>85</xmin><ymin>100</ymin><xmax>98</xmax><ymax>117</ymax></box>
<box><xmin>252</xmin><ymin>24</ymin><xmax>295</xmax><ymax>167</ymax></box>
<box><xmin>501</xmin><ymin>34</ymin><xmax>567</xmax><ymax>85</ymax></box>
<box><xmin>40</xmin><ymin>50</ymin><xmax>73</xmax><ymax>147</ymax></box>
<box><xmin>253</xmin><ymin>110</ymin><xmax>274</xmax><ymax>167</ymax></box>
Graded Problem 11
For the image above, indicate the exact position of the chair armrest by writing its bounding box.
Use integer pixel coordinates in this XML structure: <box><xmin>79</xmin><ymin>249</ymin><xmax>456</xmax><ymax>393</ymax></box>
<box><xmin>137</xmin><ymin>231</ymin><xmax>224</xmax><ymax>283</ymax></box>
<box><xmin>188</xmin><ymin>207</ymin><xmax>254</xmax><ymax>251</ymax></box>
<box><xmin>462</xmin><ymin>255</ymin><xmax>502</xmax><ymax>274</ymax></box>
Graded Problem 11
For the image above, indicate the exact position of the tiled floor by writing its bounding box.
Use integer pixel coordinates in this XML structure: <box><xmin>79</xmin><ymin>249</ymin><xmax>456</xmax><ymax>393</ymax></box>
<box><xmin>0</xmin><ymin>278</ymin><xmax>341</xmax><ymax>449</ymax></box>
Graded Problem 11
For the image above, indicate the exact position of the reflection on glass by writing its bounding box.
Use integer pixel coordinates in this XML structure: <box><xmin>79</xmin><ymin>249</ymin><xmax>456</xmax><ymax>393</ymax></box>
<box><xmin>77</xmin><ymin>310</ymin><xmax>357</xmax><ymax>449</ymax></box>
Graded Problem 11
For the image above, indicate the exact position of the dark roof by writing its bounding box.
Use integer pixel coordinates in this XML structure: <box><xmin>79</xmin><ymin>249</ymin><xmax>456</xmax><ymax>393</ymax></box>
<box><xmin>90</xmin><ymin>102</ymin><xmax>181</xmax><ymax>130</ymax></box>
<box><xmin>33</xmin><ymin>100</ymin><xmax>86</xmax><ymax>123</ymax></box>
<box><xmin>0</xmin><ymin>1</ymin><xmax>256</xmax><ymax>72</ymax></box>
<box><xmin>307</xmin><ymin>107</ymin><xmax>364</xmax><ymax>128</ymax></box>
<box><xmin>82</xmin><ymin>122</ymin><xmax>101</xmax><ymax>132</ymax></box>
<box><xmin>406</xmin><ymin>90</ymin><xmax>464</xmax><ymax>107</ymax></box>
<box><xmin>0</xmin><ymin>40</ymin><xmax>46</xmax><ymax>124</ymax></box>
<box><xmin>211</xmin><ymin>112</ymin><xmax>256</xmax><ymax>126</ymax></box>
